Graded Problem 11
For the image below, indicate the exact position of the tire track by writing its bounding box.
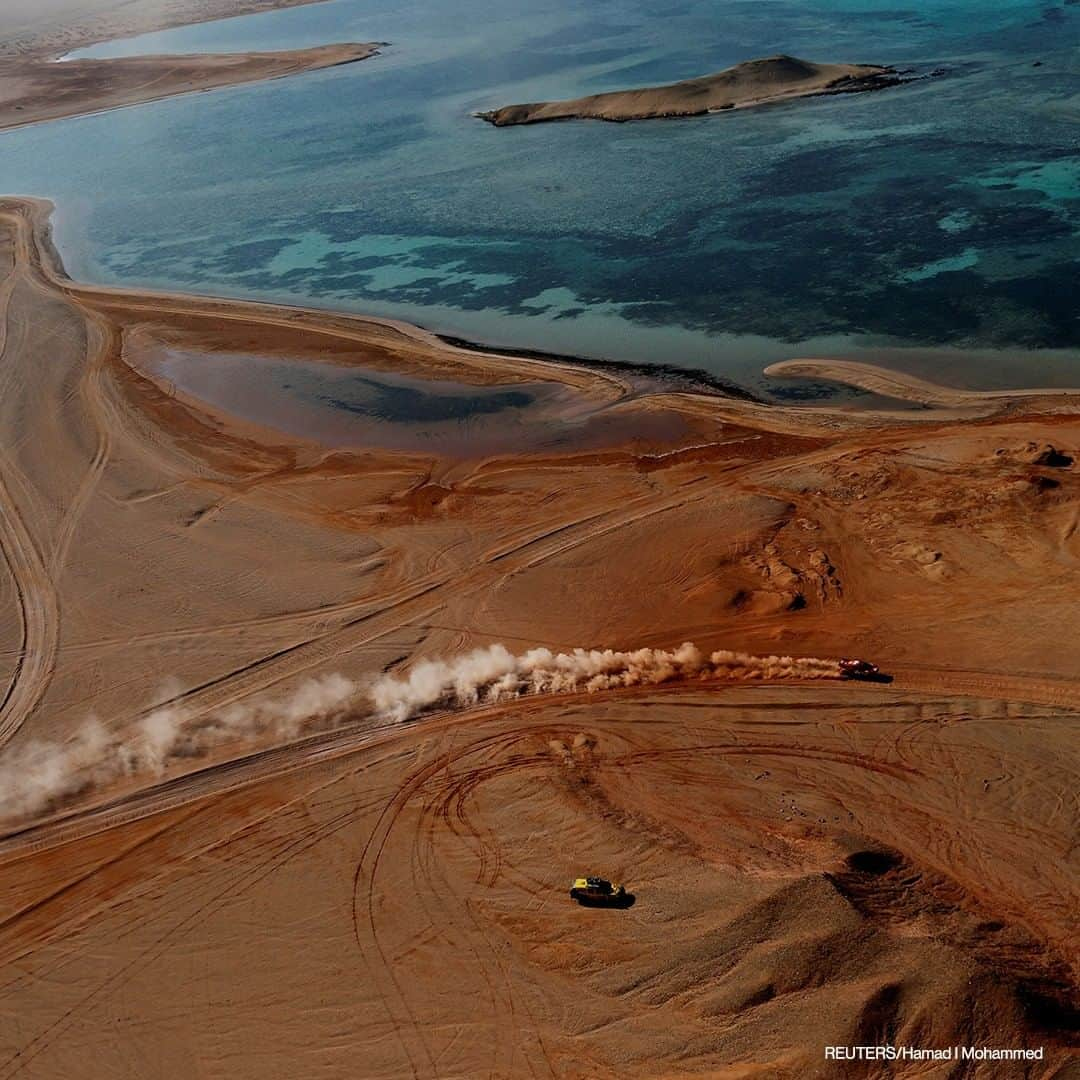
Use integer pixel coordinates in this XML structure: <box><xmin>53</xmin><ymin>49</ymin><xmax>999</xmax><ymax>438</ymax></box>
<box><xmin>0</xmin><ymin>677</ymin><xmax>910</xmax><ymax>860</ymax></box>
<box><xmin>44</xmin><ymin>317</ymin><xmax>112</xmax><ymax>581</ymax></box>
<box><xmin>0</xmin><ymin>271</ymin><xmax>60</xmax><ymax>748</ymax></box>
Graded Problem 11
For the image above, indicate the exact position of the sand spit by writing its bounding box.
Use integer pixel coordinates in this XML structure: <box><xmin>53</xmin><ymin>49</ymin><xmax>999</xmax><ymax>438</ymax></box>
<box><xmin>0</xmin><ymin>195</ymin><xmax>1077</xmax><ymax>1074</ymax></box>
<box><xmin>768</xmin><ymin>357</ymin><xmax>1080</xmax><ymax>410</ymax></box>
<box><xmin>0</xmin><ymin>40</ymin><xmax>382</xmax><ymax>131</ymax></box>
<box><xmin>0</xmin><ymin>0</ymin><xmax>331</xmax><ymax>60</ymax></box>
<box><xmin>477</xmin><ymin>54</ymin><xmax>903</xmax><ymax>126</ymax></box>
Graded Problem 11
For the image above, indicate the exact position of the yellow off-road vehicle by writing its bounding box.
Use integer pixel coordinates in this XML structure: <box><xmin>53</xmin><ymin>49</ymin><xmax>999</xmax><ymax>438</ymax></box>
<box><xmin>570</xmin><ymin>876</ymin><xmax>627</xmax><ymax>904</ymax></box>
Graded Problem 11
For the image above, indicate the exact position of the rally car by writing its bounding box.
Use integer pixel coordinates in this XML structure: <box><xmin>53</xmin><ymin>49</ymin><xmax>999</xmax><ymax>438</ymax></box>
<box><xmin>570</xmin><ymin>877</ymin><xmax>627</xmax><ymax>905</ymax></box>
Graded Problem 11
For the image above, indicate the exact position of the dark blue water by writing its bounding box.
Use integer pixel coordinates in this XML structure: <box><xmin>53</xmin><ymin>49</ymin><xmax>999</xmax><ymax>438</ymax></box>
<box><xmin>4</xmin><ymin>0</ymin><xmax>1078</xmax><ymax>396</ymax></box>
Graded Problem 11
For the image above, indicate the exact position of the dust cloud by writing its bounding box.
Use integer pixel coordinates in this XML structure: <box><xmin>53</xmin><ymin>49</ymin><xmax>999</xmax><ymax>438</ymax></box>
<box><xmin>0</xmin><ymin>644</ymin><xmax>842</xmax><ymax>824</ymax></box>
<box><xmin>0</xmin><ymin>673</ymin><xmax>356</xmax><ymax>823</ymax></box>
<box><xmin>368</xmin><ymin>643</ymin><xmax>841</xmax><ymax>722</ymax></box>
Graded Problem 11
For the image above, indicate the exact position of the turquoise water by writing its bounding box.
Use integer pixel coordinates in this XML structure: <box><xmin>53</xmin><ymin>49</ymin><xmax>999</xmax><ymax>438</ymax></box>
<box><xmin>3</xmin><ymin>0</ymin><xmax>1079</xmax><ymax>396</ymax></box>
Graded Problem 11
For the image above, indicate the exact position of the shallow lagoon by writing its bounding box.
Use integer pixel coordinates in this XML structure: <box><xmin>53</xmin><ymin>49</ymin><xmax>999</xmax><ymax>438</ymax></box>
<box><xmin>3</xmin><ymin>0</ymin><xmax>1078</xmax><ymax>397</ymax></box>
<box><xmin>139</xmin><ymin>342</ymin><xmax>690</xmax><ymax>454</ymax></box>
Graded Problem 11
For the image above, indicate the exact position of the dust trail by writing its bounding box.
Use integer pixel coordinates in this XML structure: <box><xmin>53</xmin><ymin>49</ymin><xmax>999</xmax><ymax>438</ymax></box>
<box><xmin>368</xmin><ymin>643</ymin><xmax>842</xmax><ymax>722</ymax></box>
<box><xmin>0</xmin><ymin>673</ymin><xmax>357</xmax><ymax>823</ymax></box>
<box><xmin>0</xmin><ymin>643</ymin><xmax>843</xmax><ymax>824</ymax></box>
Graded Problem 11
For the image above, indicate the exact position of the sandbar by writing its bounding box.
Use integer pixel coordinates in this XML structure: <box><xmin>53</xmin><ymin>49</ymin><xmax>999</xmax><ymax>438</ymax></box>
<box><xmin>0</xmin><ymin>40</ymin><xmax>382</xmax><ymax>130</ymax></box>
<box><xmin>767</xmin><ymin>357</ymin><xmax>1080</xmax><ymax>410</ymax></box>
<box><xmin>0</xmin><ymin>0</ymin><xmax>331</xmax><ymax>59</ymax></box>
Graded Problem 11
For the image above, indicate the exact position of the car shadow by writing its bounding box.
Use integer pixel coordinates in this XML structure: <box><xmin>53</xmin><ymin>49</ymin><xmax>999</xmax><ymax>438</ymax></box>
<box><xmin>573</xmin><ymin>892</ymin><xmax>636</xmax><ymax>909</ymax></box>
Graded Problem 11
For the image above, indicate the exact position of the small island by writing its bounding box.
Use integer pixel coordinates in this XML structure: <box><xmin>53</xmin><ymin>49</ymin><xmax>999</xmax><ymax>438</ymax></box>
<box><xmin>477</xmin><ymin>54</ymin><xmax>903</xmax><ymax>126</ymax></box>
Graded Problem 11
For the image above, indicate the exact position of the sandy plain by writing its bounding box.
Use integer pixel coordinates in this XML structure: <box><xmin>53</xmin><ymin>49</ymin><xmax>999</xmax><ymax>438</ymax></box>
<box><xmin>0</xmin><ymin>189</ymin><xmax>1076</xmax><ymax>1077</ymax></box>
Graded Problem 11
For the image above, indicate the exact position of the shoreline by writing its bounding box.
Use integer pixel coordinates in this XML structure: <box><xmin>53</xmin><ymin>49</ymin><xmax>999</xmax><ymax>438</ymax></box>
<box><xmin>434</xmin><ymin>332</ymin><xmax>766</xmax><ymax>404</ymax></box>
<box><xmin>3</xmin><ymin>196</ymin><xmax>771</xmax><ymax>418</ymax></box>
<box><xmin>19</xmin><ymin>193</ymin><xmax>1080</xmax><ymax>433</ymax></box>
<box><xmin>22</xmin><ymin>193</ymin><xmax>1080</xmax><ymax>428</ymax></box>
<box><xmin>12</xmin><ymin>194</ymin><xmax>1080</xmax><ymax>433</ymax></box>
<box><xmin>4</xmin><ymin>195</ymin><xmax>639</xmax><ymax>415</ymax></box>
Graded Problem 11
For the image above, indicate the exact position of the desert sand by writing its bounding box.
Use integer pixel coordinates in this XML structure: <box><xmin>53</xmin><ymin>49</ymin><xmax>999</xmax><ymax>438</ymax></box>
<box><xmin>0</xmin><ymin>194</ymin><xmax>1076</xmax><ymax>1076</ymax></box>
<box><xmin>477</xmin><ymin>55</ymin><xmax>901</xmax><ymax>127</ymax></box>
